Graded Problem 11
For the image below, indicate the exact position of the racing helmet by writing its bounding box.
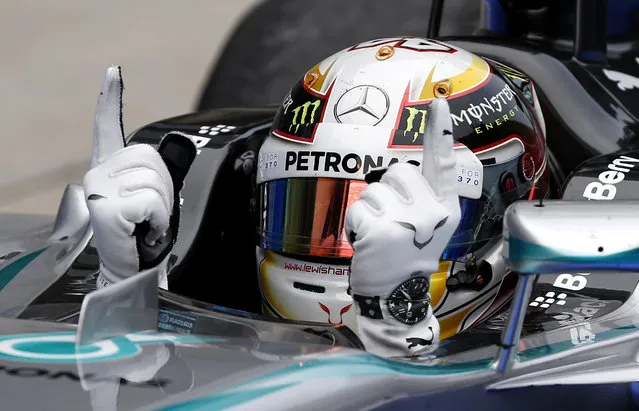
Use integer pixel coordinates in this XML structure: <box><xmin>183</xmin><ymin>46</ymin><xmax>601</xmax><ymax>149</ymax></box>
<box><xmin>256</xmin><ymin>37</ymin><xmax>548</xmax><ymax>338</ymax></box>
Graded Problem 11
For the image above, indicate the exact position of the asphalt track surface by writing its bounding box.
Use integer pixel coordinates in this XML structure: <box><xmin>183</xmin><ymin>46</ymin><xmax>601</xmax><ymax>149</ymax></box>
<box><xmin>0</xmin><ymin>0</ymin><xmax>260</xmax><ymax>215</ymax></box>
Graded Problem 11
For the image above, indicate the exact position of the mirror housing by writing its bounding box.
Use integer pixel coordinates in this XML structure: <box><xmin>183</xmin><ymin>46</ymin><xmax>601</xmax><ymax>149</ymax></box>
<box><xmin>503</xmin><ymin>200</ymin><xmax>639</xmax><ymax>274</ymax></box>
<box><xmin>495</xmin><ymin>199</ymin><xmax>639</xmax><ymax>373</ymax></box>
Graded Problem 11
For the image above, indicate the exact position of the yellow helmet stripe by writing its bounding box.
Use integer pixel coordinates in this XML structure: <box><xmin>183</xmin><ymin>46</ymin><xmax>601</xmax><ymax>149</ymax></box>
<box><xmin>418</xmin><ymin>54</ymin><xmax>491</xmax><ymax>102</ymax></box>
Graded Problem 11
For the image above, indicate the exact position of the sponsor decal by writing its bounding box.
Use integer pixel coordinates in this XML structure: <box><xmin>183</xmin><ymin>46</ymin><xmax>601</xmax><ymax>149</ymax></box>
<box><xmin>406</xmin><ymin>330</ymin><xmax>434</xmax><ymax>349</ymax></box>
<box><xmin>334</xmin><ymin>85</ymin><xmax>390</xmax><ymax>126</ymax></box>
<box><xmin>451</xmin><ymin>84</ymin><xmax>518</xmax><ymax>131</ymax></box>
<box><xmin>390</xmin><ymin>84</ymin><xmax>521</xmax><ymax>147</ymax></box>
<box><xmin>529</xmin><ymin>291</ymin><xmax>567</xmax><ymax>308</ymax></box>
<box><xmin>457</xmin><ymin>166</ymin><xmax>481</xmax><ymax>190</ymax></box>
<box><xmin>396</xmin><ymin>106</ymin><xmax>430</xmax><ymax>145</ymax></box>
<box><xmin>569</xmin><ymin>322</ymin><xmax>596</xmax><ymax>345</ymax></box>
<box><xmin>534</xmin><ymin>272</ymin><xmax>623</xmax><ymax>333</ymax></box>
<box><xmin>282</xmin><ymin>92</ymin><xmax>293</xmax><ymax>114</ymax></box>
<box><xmin>158</xmin><ymin>309</ymin><xmax>197</xmax><ymax>334</ymax></box>
<box><xmin>284</xmin><ymin>150</ymin><xmax>400</xmax><ymax>175</ymax></box>
<box><xmin>259</xmin><ymin>152</ymin><xmax>279</xmax><ymax>171</ymax></box>
<box><xmin>349</xmin><ymin>37</ymin><xmax>456</xmax><ymax>53</ymax></box>
<box><xmin>551</xmin><ymin>298</ymin><xmax>618</xmax><ymax>327</ymax></box>
<box><xmin>553</xmin><ymin>272</ymin><xmax>589</xmax><ymax>291</ymax></box>
<box><xmin>404</xmin><ymin>107</ymin><xmax>429</xmax><ymax>137</ymax></box>
<box><xmin>284</xmin><ymin>262</ymin><xmax>350</xmax><ymax>276</ymax></box>
<box><xmin>318</xmin><ymin>302</ymin><xmax>352</xmax><ymax>325</ymax></box>
<box><xmin>198</xmin><ymin>124</ymin><xmax>236</xmax><ymax>136</ymax></box>
<box><xmin>582</xmin><ymin>155</ymin><xmax>639</xmax><ymax>200</ymax></box>
<box><xmin>281</xmin><ymin>148</ymin><xmax>483</xmax><ymax>199</ymax></box>
<box><xmin>603</xmin><ymin>68</ymin><xmax>639</xmax><ymax>91</ymax></box>
<box><xmin>282</xmin><ymin>151</ymin><xmax>481</xmax><ymax>178</ymax></box>
<box><xmin>0</xmin><ymin>332</ymin><xmax>212</xmax><ymax>364</ymax></box>
<box><xmin>272</xmin><ymin>97</ymin><xmax>328</xmax><ymax>144</ymax></box>
<box><xmin>191</xmin><ymin>136</ymin><xmax>211</xmax><ymax>155</ymax></box>
<box><xmin>290</xmin><ymin>100</ymin><xmax>322</xmax><ymax>134</ymax></box>
<box><xmin>570</xmin><ymin>300</ymin><xmax>612</xmax><ymax>320</ymax></box>
<box><xmin>272</xmin><ymin>77</ymin><xmax>333</xmax><ymax>144</ymax></box>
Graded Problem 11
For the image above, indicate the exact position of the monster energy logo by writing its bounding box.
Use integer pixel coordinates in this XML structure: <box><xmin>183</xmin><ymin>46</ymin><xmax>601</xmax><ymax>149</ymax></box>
<box><xmin>403</xmin><ymin>107</ymin><xmax>428</xmax><ymax>142</ymax></box>
<box><xmin>289</xmin><ymin>100</ymin><xmax>321</xmax><ymax>133</ymax></box>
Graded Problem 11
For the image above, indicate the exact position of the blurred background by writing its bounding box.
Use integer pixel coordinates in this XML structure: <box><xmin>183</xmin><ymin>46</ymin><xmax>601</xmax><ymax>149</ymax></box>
<box><xmin>0</xmin><ymin>0</ymin><xmax>482</xmax><ymax>216</ymax></box>
<box><xmin>0</xmin><ymin>0</ymin><xmax>260</xmax><ymax>214</ymax></box>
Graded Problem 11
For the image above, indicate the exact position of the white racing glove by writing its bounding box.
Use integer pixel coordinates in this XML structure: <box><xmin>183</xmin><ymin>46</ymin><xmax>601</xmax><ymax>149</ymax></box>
<box><xmin>83</xmin><ymin>66</ymin><xmax>196</xmax><ymax>289</ymax></box>
<box><xmin>345</xmin><ymin>97</ymin><xmax>461</xmax><ymax>357</ymax></box>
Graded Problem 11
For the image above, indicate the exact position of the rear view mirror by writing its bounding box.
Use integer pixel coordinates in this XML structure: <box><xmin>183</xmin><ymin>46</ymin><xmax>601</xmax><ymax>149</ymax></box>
<box><xmin>495</xmin><ymin>199</ymin><xmax>639</xmax><ymax>373</ymax></box>
<box><xmin>503</xmin><ymin>200</ymin><xmax>639</xmax><ymax>274</ymax></box>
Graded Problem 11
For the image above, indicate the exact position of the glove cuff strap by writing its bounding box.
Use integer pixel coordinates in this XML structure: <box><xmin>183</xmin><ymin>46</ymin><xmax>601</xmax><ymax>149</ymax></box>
<box><xmin>353</xmin><ymin>294</ymin><xmax>384</xmax><ymax>320</ymax></box>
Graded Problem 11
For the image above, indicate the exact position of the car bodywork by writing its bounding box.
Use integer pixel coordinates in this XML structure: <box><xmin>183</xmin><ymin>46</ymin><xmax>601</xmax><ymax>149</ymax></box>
<box><xmin>1</xmin><ymin>185</ymin><xmax>639</xmax><ymax>411</ymax></box>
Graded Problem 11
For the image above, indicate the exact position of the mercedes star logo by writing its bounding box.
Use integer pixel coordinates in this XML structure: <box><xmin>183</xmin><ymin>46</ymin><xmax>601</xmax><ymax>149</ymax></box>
<box><xmin>334</xmin><ymin>85</ymin><xmax>390</xmax><ymax>126</ymax></box>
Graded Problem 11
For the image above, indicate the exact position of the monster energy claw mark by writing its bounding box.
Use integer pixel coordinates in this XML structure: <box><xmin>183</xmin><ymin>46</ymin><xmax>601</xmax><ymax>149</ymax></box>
<box><xmin>404</xmin><ymin>107</ymin><xmax>428</xmax><ymax>142</ymax></box>
<box><xmin>289</xmin><ymin>100</ymin><xmax>321</xmax><ymax>133</ymax></box>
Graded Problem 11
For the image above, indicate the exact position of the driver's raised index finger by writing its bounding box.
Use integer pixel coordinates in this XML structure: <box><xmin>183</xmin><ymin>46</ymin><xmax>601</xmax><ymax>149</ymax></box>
<box><xmin>91</xmin><ymin>66</ymin><xmax>125</xmax><ymax>168</ymax></box>
<box><xmin>421</xmin><ymin>97</ymin><xmax>456</xmax><ymax>204</ymax></box>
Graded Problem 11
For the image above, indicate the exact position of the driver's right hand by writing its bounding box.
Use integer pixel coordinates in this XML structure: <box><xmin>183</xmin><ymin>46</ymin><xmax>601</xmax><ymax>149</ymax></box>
<box><xmin>83</xmin><ymin>66</ymin><xmax>195</xmax><ymax>289</ymax></box>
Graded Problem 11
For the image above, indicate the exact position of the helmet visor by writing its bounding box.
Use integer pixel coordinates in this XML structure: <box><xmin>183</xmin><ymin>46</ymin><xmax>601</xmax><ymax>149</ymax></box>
<box><xmin>258</xmin><ymin>153</ymin><xmax>540</xmax><ymax>261</ymax></box>
<box><xmin>258</xmin><ymin>177</ymin><xmax>365</xmax><ymax>258</ymax></box>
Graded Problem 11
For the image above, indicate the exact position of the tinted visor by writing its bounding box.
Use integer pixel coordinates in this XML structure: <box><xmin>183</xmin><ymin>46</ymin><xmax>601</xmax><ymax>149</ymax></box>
<box><xmin>259</xmin><ymin>153</ymin><xmax>539</xmax><ymax>261</ymax></box>
<box><xmin>258</xmin><ymin>178</ymin><xmax>365</xmax><ymax>258</ymax></box>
